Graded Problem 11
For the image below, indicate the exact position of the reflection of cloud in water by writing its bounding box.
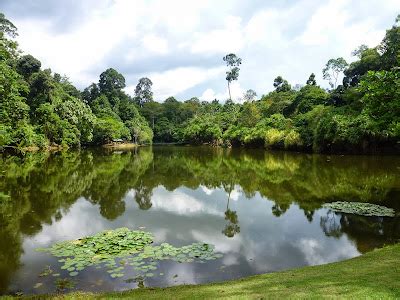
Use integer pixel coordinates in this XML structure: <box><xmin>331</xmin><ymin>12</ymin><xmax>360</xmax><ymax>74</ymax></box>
<box><xmin>222</xmin><ymin>254</ymin><xmax>240</xmax><ymax>266</ymax></box>
<box><xmin>200</xmin><ymin>185</ymin><xmax>214</xmax><ymax>195</ymax></box>
<box><xmin>23</xmin><ymin>198</ymin><xmax>106</xmax><ymax>247</ymax></box>
<box><xmin>151</xmin><ymin>187</ymin><xmax>221</xmax><ymax>216</ymax></box>
<box><xmin>230</xmin><ymin>186</ymin><xmax>241</xmax><ymax>201</ymax></box>
<box><xmin>297</xmin><ymin>237</ymin><xmax>360</xmax><ymax>266</ymax></box>
<box><xmin>163</xmin><ymin>263</ymin><xmax>197</xmax><ymax>285</ymax></box>
<box><xmin>191</xmin><ymin>230</ymin><xmax>243</xmax><ymax>253</ymax></box>
<box><xmin>152</xmin><ymin>228</ymin><xmax>169</xmax><ymax>244</ymax></box>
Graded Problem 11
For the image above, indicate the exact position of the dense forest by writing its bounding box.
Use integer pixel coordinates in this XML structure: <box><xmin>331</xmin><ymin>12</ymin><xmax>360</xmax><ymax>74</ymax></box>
<box><xmin>1</xmin><ymin>13</ymin><xmax>399</xmax><ymax>153</ymax></box>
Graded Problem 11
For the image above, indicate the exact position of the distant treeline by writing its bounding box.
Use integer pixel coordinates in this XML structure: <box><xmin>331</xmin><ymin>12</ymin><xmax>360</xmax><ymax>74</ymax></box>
<box><xmin>1</xmin><ymin>13</ymin><xmax>399</xmax><ymax>153</ymax></box>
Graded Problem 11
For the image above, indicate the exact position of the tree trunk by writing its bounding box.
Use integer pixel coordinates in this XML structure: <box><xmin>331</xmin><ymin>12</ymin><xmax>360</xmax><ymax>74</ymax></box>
<box><xmin>228</xmin><ymin>81</ymin><xmax>232</xmax><ymax>101</ymax></box>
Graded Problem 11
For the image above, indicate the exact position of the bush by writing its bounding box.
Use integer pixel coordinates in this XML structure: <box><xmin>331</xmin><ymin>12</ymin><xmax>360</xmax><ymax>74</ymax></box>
<box><xmin>93</xmin><ymin>117</ymin><xmax>131</xmax><ymax>144</ymax></box>
<box><xmin>284</xmin><ymin>130</ymin><xmax>302</xmax><ymax>149</ymax></box>
<box><xmin>265</xmin><ymin>128</ymin><xmax>285</xmax><ymax>148</ymax></box>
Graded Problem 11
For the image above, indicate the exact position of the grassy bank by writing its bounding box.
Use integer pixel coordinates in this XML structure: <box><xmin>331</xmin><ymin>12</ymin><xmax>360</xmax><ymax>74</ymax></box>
<box><xmin>21</xmin><ymin>243</ymin><xmax>400</xmax><ymax>299</ymax></box>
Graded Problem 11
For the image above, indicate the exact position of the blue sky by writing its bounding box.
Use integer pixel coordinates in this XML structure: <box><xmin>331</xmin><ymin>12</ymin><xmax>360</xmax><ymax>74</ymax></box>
<box><xmin>1</xmin><ymin>0</ymin><xmax>398</xmax><ymax>102</ymax></box>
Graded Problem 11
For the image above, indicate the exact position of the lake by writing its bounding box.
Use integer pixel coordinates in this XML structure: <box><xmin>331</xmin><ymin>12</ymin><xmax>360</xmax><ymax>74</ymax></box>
<box><xmin>0</xmin><ymin>146</ymin><xmax>399</xmax><ymax>295</ymax></box>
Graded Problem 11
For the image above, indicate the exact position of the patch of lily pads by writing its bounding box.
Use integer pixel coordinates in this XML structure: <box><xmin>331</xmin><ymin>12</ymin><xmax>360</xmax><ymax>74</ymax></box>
<box><xmin>323</xmin><ymin>201</ymin><xmax>395</xmax><ymax>217</ymax></box>
<box><xmin>37</xmin><ymin>228</ymin><xmax>223</xmax><ymax>279</ymax></box>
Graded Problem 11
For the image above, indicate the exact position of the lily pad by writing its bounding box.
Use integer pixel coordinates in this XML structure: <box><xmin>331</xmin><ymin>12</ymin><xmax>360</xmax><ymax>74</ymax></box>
<box><xmin>37</xmin><ymin>228</ymin><xmax>223</xmax><ymax>279</ymax></box>
<box><xmin>323</xmin><ymin>202</ymin><xmax>395</xmax><ymax>217</ymax></box>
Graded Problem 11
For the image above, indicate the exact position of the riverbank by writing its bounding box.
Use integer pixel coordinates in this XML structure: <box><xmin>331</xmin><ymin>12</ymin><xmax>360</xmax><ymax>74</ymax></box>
<box><xmin>19</xmin><ymin>243</ymin><xmax>400</xmax><ymax>299</ymax></box>
<box><xmin>102</xmin><ymin>142</ymin><xmax>138</xmax><ymax>150</ymax></box>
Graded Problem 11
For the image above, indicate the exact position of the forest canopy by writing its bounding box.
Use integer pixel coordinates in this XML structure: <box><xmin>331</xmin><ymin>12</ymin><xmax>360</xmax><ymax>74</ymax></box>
<box><xmin>0</xmin><ymin>13</ymin><xmax>399</xmax><ymax>153</ymax></box>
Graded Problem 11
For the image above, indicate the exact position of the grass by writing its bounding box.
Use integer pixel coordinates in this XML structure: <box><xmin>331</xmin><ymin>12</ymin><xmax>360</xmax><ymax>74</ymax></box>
<box><xmin>10</xmin><ymin>243</ymin><xmax>400</xmax><ymax>299</ymax></box>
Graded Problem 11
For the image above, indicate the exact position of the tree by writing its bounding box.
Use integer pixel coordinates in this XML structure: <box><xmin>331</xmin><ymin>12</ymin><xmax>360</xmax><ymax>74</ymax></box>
<box><xmin>359</xmin><ymin>70</ymin><xmax>400</xmax><ymax>137</ymax></box>
<box><xmin>379</xmin><ymin>14</ymin><xmax>400</xmax><ymax>70</ymax></box>
<box><xmin>223</xmin><ymin>53</ymin><xmax>242</xmax><ymax>101</ymax></box>
<box><xmin>352</xmin><ymin>44</ymin><xmax>369</xmax><ymax>58</ymax></box>
<box><xmin>243</xmin><ymin>89</ymin><xmax>257</xmax><ymax>102</ymax></box>
<box><xmin>306</xmin><ymin>73</ymin><xmax>317</xmax><ymax>85</ymax></box>
<box><xmin>343</xmin><ymin>48</ymin><xmax>380</xmax><ymax>87</ymax></box>
<box><xmin>0</xmin><ymin>13</ymin><xmax>18</xmax><ymax>38</ymax></box>
<box><xmin>141</xmin><ymin>101</ymin><xmax>162</xmax><ymax>129</ymax></box>
<box><xmin>273</xmin><ymin>76</ymin><xmax>291</xmax><ymax>92</ymax></box>
<box><xmin>98</xmin><ymin>68</ymin><xmax>126</xmax><ymax>94</ymax></box>
<box><xmin>322</xmin><ymin>57</ymin><xmax>348</xmax><ymax>89</ymax></box>
<box><xmin>238</xmin><ymin>102</ymin><xmax>261</xmax><ymax>127</ymax></box>
<box><xmin>0</xmin><ymin>13</ymin><xmax>19</xmax><ymax>61</ymax></box>
<box><xmin>134</xmin><ymin>77</ymin><xmax>153</xmax><ymax>107</ymax></box>
<box><xmin>16</xmin><ymin>55</ymin><xmax>41</xmax><ymax>79</ymax></box>
<box><xmin>82</xmin><ymin>83</ymin><xmax>100</xmax><ymax>105</ymax></box>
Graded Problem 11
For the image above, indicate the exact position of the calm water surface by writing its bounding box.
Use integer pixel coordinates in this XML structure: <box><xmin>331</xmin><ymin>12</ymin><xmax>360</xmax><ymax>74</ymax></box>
<box><xmin>0</xmin><ymin>146</ymin><xmax>399</xmax><ymax>295</ymax></box>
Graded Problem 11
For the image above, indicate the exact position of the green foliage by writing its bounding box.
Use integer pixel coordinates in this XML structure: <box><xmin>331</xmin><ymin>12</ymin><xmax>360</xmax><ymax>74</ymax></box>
<box><xmin>183</xmin><ymin>115</ymin><xmax>222</xmax><ymax>144</ymax></box>
<box><xmin>273</xmin><ymin>76</ymin><xmax>291</xmax><ymax>92</ymax></box>
<box><xmin>93</xmin><ymin>117</ymin><xmax>130</xmax><ymax>144</ymax></box>
<box><xmin>134</xmin><ymin>77</ymin><xmax>153</xmax><ymax>107</ymax></box>
<box><xmin>359</xmin><ymin>70</ymin><xmax>400</xmax><ymax>138</ymax></box>
<box><xmin>16</xmin><ymin>54</ymin><xmax>41</xmax><ymax>79</ymax></box>
<box><xmin>98</xmin><ymin>68</ymin><xmax>126</xmax><ymax>95</ymax></box>
<box><xmin>289</xmin><ymin>85</ymin><xmax>328</xmax><ymax>115</ymax></box>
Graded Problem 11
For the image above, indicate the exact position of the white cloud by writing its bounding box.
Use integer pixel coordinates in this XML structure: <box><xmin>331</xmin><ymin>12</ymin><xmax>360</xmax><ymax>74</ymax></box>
<box><xmin>191</xmin><ymin>16</ymin><xmax>244</xmax><ymax>54</ymax></box>
<box><xmin>200</xmin><ymin>82</ymin><xmax>244</xmax><ymax>103</ymax></box>
<box><xmin>127</xmin><ymin>66</ymin><xmax>225</xmax><ymax>101</ymax></box>
<box><xmin>4</xmin><ymin>0</ymin><xmax>399</xmax><ymax>99</ymax></box>
<box><xmin>142</xmin><ymin>34</ymin><xmax>169</xmax><ymax>55</ymax></box>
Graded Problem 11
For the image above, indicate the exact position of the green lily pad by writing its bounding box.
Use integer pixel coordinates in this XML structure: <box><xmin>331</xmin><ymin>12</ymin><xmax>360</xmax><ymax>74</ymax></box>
<box><xmin>323</xmin><ymin>202</ymin><xmax>395</xmax><ymax>217</ymax></box>
<box><xmin>37</xmin><ymin>227</ymin><xmax>223</xmax><ymax>279</ymax></box>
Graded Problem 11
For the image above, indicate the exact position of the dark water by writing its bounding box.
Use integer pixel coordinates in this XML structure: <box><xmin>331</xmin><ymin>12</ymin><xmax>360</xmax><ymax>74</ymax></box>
<box><xmin>0</xmin><ymin>146</ymin><xmax>399</xmax><ymax>295</ymax></box>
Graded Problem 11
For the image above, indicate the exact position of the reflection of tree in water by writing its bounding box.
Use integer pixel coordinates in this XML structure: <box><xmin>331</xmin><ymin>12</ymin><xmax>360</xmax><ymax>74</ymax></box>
<box><xmin>134</xmin><ymin>180</ymin><xmax>153</xmax><ymax>210</ymax></box>
<box><xmin>222</xmin><ymin>181</ymin><xmax>240</xmax><ymax>238</ymax></box>
<box><xmin>1</xmin><ymin>147</ymin><xmax>400</xmax><ymax>292</ymax></box>
<box><xmin>320</xmin><ymin>210</ymin><xmax>400</xmax><ymax>253</ymax></box>
<box><xmin>271</xmin><ymin>203</ymin><xmax>289</xmax><ymax>217</ymax></box>
<box><xmin>320</xmin><ymin>211</ymin><xmax>342</xmax><ymax>238</ymax></box>
<box><xmin>223</xmin><ymin>209</ymin><xmax>240</xmax><ymax>238</ymax></box>
<box><xmin>0</xmin><ymin>149</ymin><xmax>153</xmax><ymax>292</ymax></box>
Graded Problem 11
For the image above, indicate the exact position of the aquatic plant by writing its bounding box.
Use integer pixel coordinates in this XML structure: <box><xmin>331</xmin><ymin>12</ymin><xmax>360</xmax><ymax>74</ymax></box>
<box><xmin>323</xmin><ymin>202</ymin><xmax>395</xmax><ymax>217</ymax></box>
<box><xmin>55</xmin><ymin>278</ymin><xmax>75</xmax><ymax>292</ymax></box>
<box><xmin>37</xmin><ymin>228</ymin><xmax>223</xmax><ymax>279</ymax></box>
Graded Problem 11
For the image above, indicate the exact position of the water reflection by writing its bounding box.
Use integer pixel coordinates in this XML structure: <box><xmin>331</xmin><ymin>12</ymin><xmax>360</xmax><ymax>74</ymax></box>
<box><xmin>0</xmin><ymin>146</ymin><xmax>399</xmax><ymax>294</ymax></box>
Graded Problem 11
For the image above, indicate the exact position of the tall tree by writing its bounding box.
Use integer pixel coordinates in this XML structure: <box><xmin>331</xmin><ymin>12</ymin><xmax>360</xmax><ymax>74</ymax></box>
<box><xmin>322</xmin><ymin>57</ymin><xmax>348</xmax><ymax>89</ymax></box>
<box><xmin>379</xmin><ymin>14</ymin><xmax>400</xmax><ymax>70</ymax></box>
<box><xmin>351</xmin><ymin>44</ymin><xmax>369</xmax><ymax>58</ymax></box>
<box><xmin>134</xmin><ymin>77</ymin><xmax>153</xmax><ymax>107</ymax></box>
<box><xmin>306</xmin><ymin>73</ymin><xmax>317</xmax><ymax>85</ymax></box>
<box><xmin>273</xmin><ymin>76</ymin><xmax>291</xmax><ymax>92</ymax></box>
<box><xmin>243</xmin><ymin>89</ymin><xmax>257</xmax><ymax>102</ymax></box>
<box><xmin>98</xmin><ymin>68</ymin><xmax>125</xmax><ymax>94</ymax></box>
<box><xmin>223</xmin><ymin>53</ymin><xmax>242</xmax><ymax>101</ymax></box>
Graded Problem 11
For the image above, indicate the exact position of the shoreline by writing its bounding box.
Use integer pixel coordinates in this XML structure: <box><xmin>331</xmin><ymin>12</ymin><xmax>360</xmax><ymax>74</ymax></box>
<box><xmin>2</xmin><ymin>143</ymin><xmax>399</xmax><ymax>156</ymax></box>
<box><xmin>10</xmin><ymin>243</ymin><xmax>400</xmax><ymax>299</ymax></box>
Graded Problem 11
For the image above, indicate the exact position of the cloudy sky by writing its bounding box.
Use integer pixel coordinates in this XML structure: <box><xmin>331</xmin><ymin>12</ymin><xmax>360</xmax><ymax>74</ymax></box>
<box><xmin>1</xmin><ymin>0</ymin><xmax>398</xmax><ymax>102</ymax></box>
